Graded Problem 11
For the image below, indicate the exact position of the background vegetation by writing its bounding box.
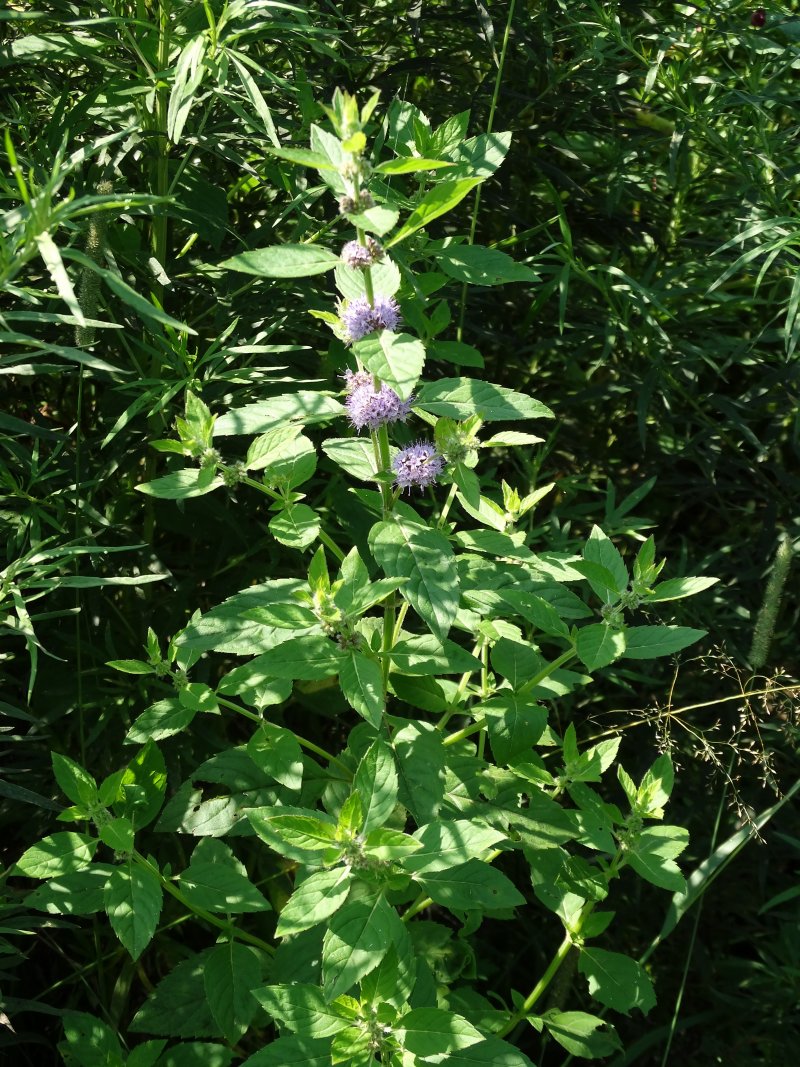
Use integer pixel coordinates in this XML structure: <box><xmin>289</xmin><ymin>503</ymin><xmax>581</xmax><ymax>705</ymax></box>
<box><xmin>2</xmin><ymin>1</ymin><xmax>799</xmax><ymax>1064</ymax></box>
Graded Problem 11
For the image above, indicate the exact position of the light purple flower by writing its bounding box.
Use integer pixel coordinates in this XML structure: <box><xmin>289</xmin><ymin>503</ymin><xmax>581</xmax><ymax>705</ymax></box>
<box><xmin>342</xmin><ymin>368</ymin><xmax>373</xmax><ymax>392</ymax></box>
<box><xmin>392</xmin><ymin>441</ymin><xmax>445</xmax><ymax>491</ymax></box>
<box><xmin>341</xmin><ymin>241</ymin><xmax>374</xmax><ymax>270</ymax></box>
<box><xmin>345</xmin><ymin>382</ymin><xmax>414</xmax><ymax>432</ymax></box>
<box><xmin>340</xmin><ymin>296</ymin><xmax>401</xmax><ymax>343</ymax></box>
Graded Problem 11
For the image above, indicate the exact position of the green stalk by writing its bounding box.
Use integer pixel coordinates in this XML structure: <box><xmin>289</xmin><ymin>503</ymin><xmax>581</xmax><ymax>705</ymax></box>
<box><xmin>457</xmin><ymin>0</ymin><xmax>517</xmax><ymax>340</ymax></box>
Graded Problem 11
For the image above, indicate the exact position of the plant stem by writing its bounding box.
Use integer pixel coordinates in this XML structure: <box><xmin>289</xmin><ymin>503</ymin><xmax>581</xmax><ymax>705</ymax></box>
<box><xmin>457</xmin><ymin>0</ymin><xmax>517</xmax><ymax>340</ymax></box>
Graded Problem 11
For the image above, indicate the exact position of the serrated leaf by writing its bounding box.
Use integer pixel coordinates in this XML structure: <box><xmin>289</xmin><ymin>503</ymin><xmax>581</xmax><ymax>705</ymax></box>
<box><xmin>627</xmin><ymin>826</ymin><xmax>689</xmax><ymax>892</ymax></box>
<box><xmin>15</xmin><ymin>832</ymin><xmax>97</xmax><ymax>879</ymax></box>
<box><xmin>130</xmin><ymin>950</ymin><xmax>219</xmax><ymax>1037</ymax></box>
<box><xmin>396</xmin><ymin>1007</ymin><xmax>483</xmax><ymax>1057</ymax></box>
<box><xmin>578</xmin><ymin>948</ymin><xmax>656</xmax><ymax>1014</ymax></box>
<box><xmin>220</xmin><ymin>244</ymin><xmax>339</xmax><ymax>277</ymax></box>
<box><xmin>126</xmin><ymin>698</ymin><xmax>197</xmax><ymax>744</ymax></box>
<box><xmin>339</xmin><ymin>652</ymin><xmax>384</xmax><ymax>727</ymax></box>
<box><xmin>622</xmin><ymin>625</ymin><xmax>706</xmax><ymax>659</ymax></box>
<box><xmin>353</xmin><ymin>738</ymin><xmax>398</xmax><ymax>833</ymax></box>
<box><xmin>104</xmin><ymin>861</ymin><xmax>162</xmax><ymax>960</ymax></box>
<box><xmin>239</xmin><ymin>1036</ymin><xmax>331</xmax><ymax>1067</ymax></box>
<box><xmin>178</xmin><ymin>862</ymin><xmax>271</xmax><ymax>913</ymax></box>
<box><xmin>479</xmin><ymin>696</ymin><xmax>548</xmax><ymax>764</ymax></box>
<box><xmin>322</xmin><ymin>897</ymin><xmax>396</xmax><ymax>1000</ymax></box>
<box><xmin>276</xmin><ymin>868</ymin><xmax>352</xmax><ymax>937</ymax></box>
<box><xmin>370</xmin><ymin>518</ymin><xmax>459</xmax><ymax>641</ymax></box>
<box><xmin>26</xmin><ymin>865</ymin><xmax>116</xmax><ymax>915</ymax></box>
<box><xmin>52</xmin><ymin>752</ymin><xmax>98</xmax><ymax>807</ymax></box>
<box><xmin>353</xmin><ymin>330</ymin><xmax>425</xmax><ymax>400</ymax></box>
<box><xmin>404</xmin><ymin>820</ymin><xmax>506</xmax><ymax>873</ymax></box>
<box><xmin>203</xmin><ymin>942</ymin><xmax>262</xmax><ymax>1043</ymax></box>
<box><xmin>416</xmin><ymin>377</ymin><xmax>553</xmax><ymax>421</ymax></box>
<box><xmin>418</xmin><ymin>859</ymin><xmax>525</xmax><ymax>912</ymax></box>
<box><xmin>575</xmin><ymin>624</ymin><xmax>627</xmax><ymax>671</ymax></box>
<box><xmin>247</xmin><ymin>722</ymin><xmax>303</xmax><ymax>791</ymax></box>
<box><xmin>648</xmin><ymin>576</ymin><xmax>719</xmax><ymax>601</ymax></box>
<box><xmin>542</xmin><ymin>1011</ymin><xmax>622</xmax><ymax>1058</ymax></box>
<box><xmin>251</xmin><ymin>984</ymin><xmax>354</xmax><ymax>1038</ymax></box>
<box><xmin>136</xmin><ymin>468</ymin><xmax>223</xmax><ymax>500</ymax></box>
<box><xmin>583</xmin><ymin>527</ymin><xmax>628</xmax><ymax>595</ymax></box>
<box><xmin>435</xmin><ymin>244</ymin><xmax>538</xmax><ymax>286</ymax></box>
<box><xmin>387</xmin><ymin>178</ymin><xmax>481</xmax><ymax>247</ymax></box>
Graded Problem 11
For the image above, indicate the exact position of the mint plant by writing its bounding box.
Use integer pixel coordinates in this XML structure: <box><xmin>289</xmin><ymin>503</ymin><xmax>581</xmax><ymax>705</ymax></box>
<box><xmin>14</xmin><ymin>93</ymin><xmax>718</xmax><ymax>1067</ymax></box>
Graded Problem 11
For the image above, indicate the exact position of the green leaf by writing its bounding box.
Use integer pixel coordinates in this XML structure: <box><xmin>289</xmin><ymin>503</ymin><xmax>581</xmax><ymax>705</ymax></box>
<box><xmin>214</xmin><ymin>392</ymin><xmax>342</xmax><ymax>437</ymax></box>
<box><xmin>59</xmin><ymin>1010</ymin><xmax>125</xmax><ymax>1067</ymax></box>
<box><xmin>438</xmin><ymin>1036</ymin><xmax>536</xmax><ymax>1066</ymax></box>
<box><xmin>389</xmin><ymin>634</ymin><xmax>482</xmax><ymax>675</ymax></box>
<box><xmin>25</xmin><ymin>865</ymin><xmax>116</xmax><ymax>914</ymax></box>
<box><xmin>435</xmin><ymin>244</ymin><xmax>538</xmax><ymax>286</ymax></box>
<box><xmin>251</xmin><ymin>635</ymin><xmax>345</xmax><ymax>680</ymax></box>
<box><xmin>247</xmin><ymin>722</ymin><xmax>303</xmax><ymax>791</ymax></box>
<box><xmin>52</xmin><ymin>752</ymin><xmax>98</xmax><ymax>807</ymax></box>
<box><xmin>447</xmin><ymin>130</ymin><xmax>512</xmax><ymax>179</ymax></box>
<box><xmin>130</xmin><ymin>950</ymin><xmax>219</xmax><ymax>1037</ymax></box>
<box><xmin>251</xmin><ymin>984</ymin><xmax>355</xmax><ymax>1038</ymax></box>
<box><xmin>393</xmin><ymin>721</ymin><xmax>446</xmax><ymax>824</ymax></box>
<box><xmin>648</xmin><ymin>576</ymin><xmax>718</xmax><ymax>601</ymax></box>
<box><xmin>104</xmin><ymin>860</ymin><xmax>162</xmax><ymax>960</ymax></box>
<box><xmin>106</xmin><ymin>658</ymin><xmax>154</xmax><ymax>675</ymax></box>
<box><xmin>396</xmin><ymin>1008</ymin><xmax>483</xmax><ymax>1057</ymax></box>
<box><xmin>126</xmin><ymin>698</ymin><xmax>197</xmax><ymax>744</ymax></box>
<box><xmin>370</xmin><ymin>518</ymin><xmax>459</xmax><ymax>641</ymax></box>
<box><xmin>480</xmin><ymin>696</ymin><xmax>548</xmax><ymax>763</ymax></box>
<box><xmin>622</xmin><ymin>625</ymin><xmax>707</xmax><ymax>659</ymax></box>
<box><xmin>276</xmin><ymin>868</ymin><xmax>352</xmax><ymax>937</ymax></box>
<box><xmin>245</xmin><ymin>424</ymin><xmax>303</xmax><ymax>470</ymax></box>
<box><xmin>323</xmin><ymin>437</ymin><xmax>384</xmax><ymax>481</ymax></box>
<box><xmin>418</xmin><ymin>859</ymin><xmax>525</xmax><ymax>911</ymax></box>
<box><xmin>322</xmin><ymin>897</ymin><xmax>398</xmax><ymax>1000</ymax></box>
<box><xmin>269</xmin><ymin>501</ymin><xmax>320</xmax><ymax>546</ymax></box>
<box><xmin>15</xmin><ymin>832</ymin><xmax>97</xmax><ymax>879</ymax></box>
<box><xmin>118</xmin><ymin>739</ymin><xmax>168</xmax><ymax>829</ymax></box>
<box><xmin>353</xmin><ymin>330</ymin><xmax>425</xmax><ymax>400</ymax></box>
<box><xmin>490</xmin><ymin>638</ymin><xmax>542</xmax><ymax>691</ymax></box>
<box><xmin>178</xmin><ymin>862</ymin><xmax>271</xmax><ymax>913</ymax></box>
<box><xmin>154</xmin><ymin>1043</ymin><xmax>233</xmax><ymax>1067</ymax></box>
<box><xmin>429</xmin><ymin>339</ymin><xmax>485</xmax><ymax>368</ymax></box>
<box><xmin>542</xmin><ymin>1011</ymin><xmax>622</xmax><ymax>1058</ymax></box>
<box><xmin>339</xmin><ymin>652</ymin><xmax>385</xmax><ymax>728</ymax></box>
<box><xmin>404</xmin><ymin>820</ymin><xmax>506</xmax><ymax>873</ymax></box>
<box><xmin>99</xmin><ymin>817</ymin><xmax>134</xmax><ymax>852</ymax></box>
<box><xmin>583</xmin><ymin>526</ymin><xmax>628</xmax><ymax>597</ymax></box>
<box><xmin>203</xmin><ymin>942</ymin><xmax>262</xmax><ymax>1043</ymax></box>
<box><xmin>266</xmin><ymin>146</ymin><xmax>338</xmax><ymax>170</ymax></box>
<box><xmin>220</xmin><ymin>244</ymin><xmax>339</xmax><ymax>277</ymax></box>
<box><xmin>578</xmin><ymin>947</ymin><xmax>656</xmax><ymax>1014</ymax></box>
<box><xmin>136</xmin><ymin>468</ymin><xmax>223</xmax><ymax>500</ymax></box>
<box><xmin>416</xmin><ymin>377</ymin><xmax>553</xmax><ymax>421</ymax></box>
<box><xmin>575</xmin><ymin>624</ymin><xmax>627</xmax><ymax>671</ymax></box>
<box><xmin>387</xmin><ymin>178</ymin><xmax>481</xmax><ymax>247</ymax></box>
<box><xmin>375</xmin><ymin>157</ymin><xmax>455</xmax><ymax>174</ymax></box>
<box><xmin>627</xmin><ymin>825</ymin><xmax>689</xmax><ymax>892</ymax></box>
<box><xmin>353</xmin><ymin>738</ymin><xmax>398</xmax><ymax>833</ymax></box>
<box><xmin>240</xmin><ymin>1036</ymin><xmax>331</xmax><ymax>1067</ymax></box>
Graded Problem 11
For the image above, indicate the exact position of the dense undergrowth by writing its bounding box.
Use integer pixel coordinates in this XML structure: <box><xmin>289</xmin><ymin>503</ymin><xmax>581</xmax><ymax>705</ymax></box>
<box><xmin>2</xmin><ymin>2</ymin><xmax>799</xmax><ymax>1066</ymax></box>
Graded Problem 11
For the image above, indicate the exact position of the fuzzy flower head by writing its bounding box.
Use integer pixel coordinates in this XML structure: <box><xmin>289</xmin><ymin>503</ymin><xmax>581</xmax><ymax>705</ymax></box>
<box><xmin>392</xmin><ymin>441</ymin><xmax>445</xmax><ymax>492</ymax></box>
<box><xmin>342</xmin><ymin>368</ymin><xmax>373</xmax><ymax>393</ymax></box>
<box><xmin>346</xmin><ymin>382</ymin><xmax>414</xmax><ymax>432</ymax></box>
<box><xmin>340</xmin><ymin>295</ymin><xmax>401</xmax><ymax>343</ymax></box>
<box><xmin>341</xmin><ymin>241</ymin><xmax>374</xmax><ymax>270</ymax></box>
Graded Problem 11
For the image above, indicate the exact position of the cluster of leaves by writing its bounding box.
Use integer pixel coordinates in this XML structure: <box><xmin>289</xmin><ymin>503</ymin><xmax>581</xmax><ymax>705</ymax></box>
<box><xmin>2</xmin><ymin>3</ymin><xmax>799</xmax><ymax>1067</ymax></box>
<box><xmin>6</xmin><ymin>77</ymin><xmax>721</xmax><ymax>1067</ymax></box>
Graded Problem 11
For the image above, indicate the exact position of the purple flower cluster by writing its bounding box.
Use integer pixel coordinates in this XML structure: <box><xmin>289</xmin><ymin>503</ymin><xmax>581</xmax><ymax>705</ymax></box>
<box><xmin>340</xmin><ymin>295</ymin><xmax>400</xmax><ymax>343</ymax></box>
<box><xmin>345</xmin><ymin>379</ymin><xmax>413</xmax><ymax>432</ymax></box>
<box><xmin>392</xmin><ymin>442</ymin><xmax>445</xmax><ymax>491</ymax></box>
<box><xmin>341</xmin><ymin>237</ymin><xmax>385</xmax><ymax>271</ymax></box>
<box><xmin>341</xmin><ymin>241</ymin><xmax>373</xmax><ymax>270</ymax></box>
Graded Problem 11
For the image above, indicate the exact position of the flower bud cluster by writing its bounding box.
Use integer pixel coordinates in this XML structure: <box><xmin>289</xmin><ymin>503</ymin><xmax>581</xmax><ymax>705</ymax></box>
<box><xmin>345</xmin><ymin>379</ymin><xmax>414</xmax><ymax>433</ymax></box>
<box><xmin>339</xmin><ymin>295</ymin><xmax>401</xmax><ymax>343</ymax></box>
<box><xmin>341</xmin><ymin>237</ymin><xmax>384</xmax><ymax>270</ymax></box>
